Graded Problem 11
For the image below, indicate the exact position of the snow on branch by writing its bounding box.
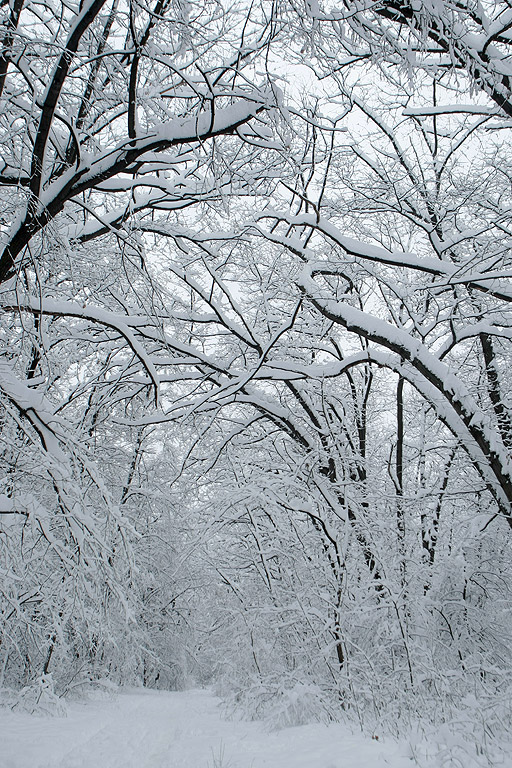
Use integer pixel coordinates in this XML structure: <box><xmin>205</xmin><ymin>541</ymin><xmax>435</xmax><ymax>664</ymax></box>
<box><xmin>257</xmin><ymin>213</ymin><xmax>512</xmax><ymax>304</ymax></box>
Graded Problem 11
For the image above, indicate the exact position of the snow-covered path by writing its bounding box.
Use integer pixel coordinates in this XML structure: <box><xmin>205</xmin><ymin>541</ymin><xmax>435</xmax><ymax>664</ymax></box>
<box><xmin>1</xmin><ymin>688</ymin><xmax>419</xmax><ymax>768</ymax></box>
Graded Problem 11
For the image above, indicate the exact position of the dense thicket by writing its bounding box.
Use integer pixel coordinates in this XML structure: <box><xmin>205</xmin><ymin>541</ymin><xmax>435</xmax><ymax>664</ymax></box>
<box><xmin>1</xmin><ymin>0</ymin><xmax>512</xmax><ymax>763</ymax></box>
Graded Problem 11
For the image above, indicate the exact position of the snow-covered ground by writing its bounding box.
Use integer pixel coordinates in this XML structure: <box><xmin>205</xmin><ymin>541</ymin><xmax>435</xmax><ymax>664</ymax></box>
<box><xmin>0</xmin><ymin>687</ymin><xmax>425</xmax><ymax>768</ymax></box>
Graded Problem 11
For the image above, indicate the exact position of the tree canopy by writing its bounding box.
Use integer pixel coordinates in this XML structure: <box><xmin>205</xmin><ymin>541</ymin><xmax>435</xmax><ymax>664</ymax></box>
<box><xmin>1</xmin><ymin>1</ymin><xmax>512</xmax><ymax>762</ymax></box>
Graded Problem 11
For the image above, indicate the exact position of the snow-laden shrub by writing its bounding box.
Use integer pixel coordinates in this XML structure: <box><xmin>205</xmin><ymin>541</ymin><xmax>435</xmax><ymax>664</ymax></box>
<box><xmin>9</xmin><ymin>674</ymin><xmax>67</xmax><ymax>716</ymax></box>
<box><xmin>220</xmin><ymin>670</ymin><xmax>340</xmax><ymax>729</ymax></box>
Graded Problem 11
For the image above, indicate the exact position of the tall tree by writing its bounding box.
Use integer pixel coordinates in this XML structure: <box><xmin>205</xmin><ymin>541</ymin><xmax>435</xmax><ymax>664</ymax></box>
<box><xmin>0</xmin><ymin>0</ymin><xmax>284</xmax><ymax>689</ymax></box>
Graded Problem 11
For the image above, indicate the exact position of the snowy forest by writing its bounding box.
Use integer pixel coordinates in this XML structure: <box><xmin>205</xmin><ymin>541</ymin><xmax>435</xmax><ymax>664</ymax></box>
<box><xmin>1</xmin><ymin>0</ymin><xmax>512</xmax><ymax>762</ymax></box>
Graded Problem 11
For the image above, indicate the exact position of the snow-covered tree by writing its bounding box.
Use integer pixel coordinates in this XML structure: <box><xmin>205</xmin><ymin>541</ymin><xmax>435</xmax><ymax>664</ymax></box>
<box><xmin>0</xmin><ymin>0</ymin><xmax>285</xmax><ymax>690</ymax></box>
